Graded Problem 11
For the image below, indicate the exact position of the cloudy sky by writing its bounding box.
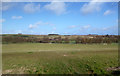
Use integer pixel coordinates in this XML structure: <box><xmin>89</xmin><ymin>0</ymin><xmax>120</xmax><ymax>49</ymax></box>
<box><xmin>1</xmin><ymin>2</ymin><xmax>118</xmax><ymax>35</ymax></box>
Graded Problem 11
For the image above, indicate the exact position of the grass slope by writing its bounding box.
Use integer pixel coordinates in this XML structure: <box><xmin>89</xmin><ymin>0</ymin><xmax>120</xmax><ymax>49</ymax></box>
<box><xmin>2</xmin><ymin>43</ymin><xmax>118</xmax><ymax>74</ymax></box>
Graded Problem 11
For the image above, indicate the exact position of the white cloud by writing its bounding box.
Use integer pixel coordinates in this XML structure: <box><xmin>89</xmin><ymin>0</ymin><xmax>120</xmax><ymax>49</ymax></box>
<box><xmin>102</xmin><ymin>27</ymin><xmax>108</xmax><ymax>31</ymax></box>
<box><xmin>83</xmin><ymin>25</ymin><xmax>91</xmax><ymax>29</ymax></box>
<box><xmin>24</xmin><ymin>3</ymin><xmax>40</xmax><ymax>13</ymax></box>
<box><xmin>0</xmin><ymin>19</ymin><xmax>5</xmax><ymax>23</ymax></box>
<box><xmin>29</xmin><ymin>24</ymin><xmax>36</xmax><ymax>29</ymax></box>
<box><xmin>29</xmin><ymin>21</ymin><xmax>54</xmax><ymax>29</ymax></box>
<box><xmin>78</xmin><ymin>25</ymin><xmax>91</xmax><ymax>35</ymax></box>
<box><xmin>51</xmin><ymin>31</ymin><xmax>55</xmax><ymax>34</ymax></box>
<box><xmin>80</xmin><ymin>0</ymin><xmax>103</xmax><ymax>15</ymax></box>
<box><xmin>44</xmin><ymin>2</ymin><xmax>66</xmax><ymax>15</ymax></box>
<box><xmin>53</xmin><ymin>27</ymin><xmax>56</xmax><ymax>30</ymax></box>
<box><xmin>29</xmin><ymin>21</ymin><xmax>42</xmax><ymax>29</ymax></box>
<box><xmin>69</xmin><ymin>25</ymin><xmax>76</xmax><ymax>28</ymax></box>
<box><xmin>0</xmin><ymin>3</ymin><xmax>10</xmax><ymax>11</ymax></box>
<box><xmin>104</xmin><ymin>10</ymin><xmax>113</xmax><ymax>16</ymax></box>
<box><xmin>90</xmin><ymin>25</ymin><xmax>118</xmax><ymax>35</ymax></box>
<box><xmin>102</xmin><ymin>25</ymin><xmax>118</xmax><ymax>35</ymax></box>
<box><xmin>12</xmin><ymin>16</ymin><xmax>23</xmax><ymax>19</ymax></box>
<box><xmin>0</xmin><ymin>3</ymin><xmax>17</xmax><ymax>11</ymax></box>
<box><xmin>64</xmin><ymin>32</ymin><xmax>68</xmax><ymax>34</ymax></box>
<box><xmin>102</xmin><ymin>25</ymin><xmax>118</xmax><ymax>31</ymax></box>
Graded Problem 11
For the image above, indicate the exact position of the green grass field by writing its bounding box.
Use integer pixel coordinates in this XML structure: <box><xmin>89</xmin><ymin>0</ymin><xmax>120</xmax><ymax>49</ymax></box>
<box><xmin>2</xmin><ymin>43</ymin><xmax>118</xmax><ymax>74</ymax></box>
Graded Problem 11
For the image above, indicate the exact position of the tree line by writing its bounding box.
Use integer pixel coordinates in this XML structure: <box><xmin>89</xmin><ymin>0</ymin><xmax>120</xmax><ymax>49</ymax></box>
<box><xmin>2</xmin><ymin>35</ymin><xmax>119</xmax><ymax>44</ymax></box>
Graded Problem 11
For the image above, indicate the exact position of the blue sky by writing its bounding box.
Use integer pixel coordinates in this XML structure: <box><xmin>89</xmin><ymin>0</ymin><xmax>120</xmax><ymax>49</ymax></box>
<box><xmin>1</xmin><ymin>2</ymin><xmax>118</xmax><ymax>35</ymax></box>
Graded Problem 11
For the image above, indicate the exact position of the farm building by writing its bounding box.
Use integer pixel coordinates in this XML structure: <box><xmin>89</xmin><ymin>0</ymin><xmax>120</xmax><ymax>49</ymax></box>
<box><xmin>48</xmin><ymin>34</ymin><xmax>59</xmax><ymax>36</ymax></box>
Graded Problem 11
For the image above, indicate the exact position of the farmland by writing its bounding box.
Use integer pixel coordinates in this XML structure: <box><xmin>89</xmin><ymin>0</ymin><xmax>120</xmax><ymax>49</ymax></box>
<box><xmin>2</xmin><ymin>1</ymin><xmax>119</xmax><ymax>75</ymax></box>
<box><xmin>2</xmin><ymin>43</ymin><xmax>118</xmax><ymax>74</ymax></box>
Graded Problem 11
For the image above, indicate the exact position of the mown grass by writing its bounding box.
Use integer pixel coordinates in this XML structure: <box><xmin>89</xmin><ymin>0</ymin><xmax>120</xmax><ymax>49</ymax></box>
<box><xmin>2</xmin><ymin>43</ymin><xmax>118</xmax><ymax>74</ymax></box>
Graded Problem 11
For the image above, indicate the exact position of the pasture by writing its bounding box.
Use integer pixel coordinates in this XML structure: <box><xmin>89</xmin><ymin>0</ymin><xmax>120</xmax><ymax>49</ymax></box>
<box><xmin>2</xmin><ymin>43</ymin><xmax>118</xmax><ymax>74</ymax></box>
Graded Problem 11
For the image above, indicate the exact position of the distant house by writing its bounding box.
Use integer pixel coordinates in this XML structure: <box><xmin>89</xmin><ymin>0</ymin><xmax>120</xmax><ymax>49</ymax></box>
<box><xmin>48</xmin><ymin>34</ymin><xmax>59</xmax><ymax>36</ymax></box>
<box><xmin>88</xmin><ymin>34</ymin><xmax>98</xmax><ymax>35</ymax></box>
<box><xmin>64</xmin><ymin>35</ymin><xmax>70</xmax><ymax>36</ymax></box>
<box><xmin>18</xmin><ymin>33</ymin><xmax>22</xmax><ymax>35</ymax></box>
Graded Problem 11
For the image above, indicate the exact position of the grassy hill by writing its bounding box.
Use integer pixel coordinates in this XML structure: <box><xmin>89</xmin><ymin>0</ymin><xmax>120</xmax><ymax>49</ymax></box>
<box><xmin>2</xmin><ymin>43</ymin><xmax>118</xmax><ymax>74</ymax></box>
